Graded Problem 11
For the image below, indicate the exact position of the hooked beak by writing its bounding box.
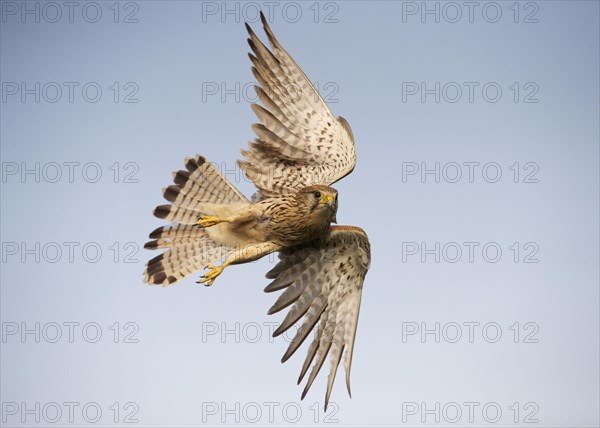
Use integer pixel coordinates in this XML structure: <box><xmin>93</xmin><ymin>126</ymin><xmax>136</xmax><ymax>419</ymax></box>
<box><xmin>323</xmin><ymin>195</ymin><xmax>338</xmax><ymax>223</ymax></box>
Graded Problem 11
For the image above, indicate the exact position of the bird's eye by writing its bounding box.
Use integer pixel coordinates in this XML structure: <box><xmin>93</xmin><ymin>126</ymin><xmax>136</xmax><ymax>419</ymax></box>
<box><xmin>314</xmin><ymin>191</ymin><xmax>321</xmax><ymax>199</ymax></box>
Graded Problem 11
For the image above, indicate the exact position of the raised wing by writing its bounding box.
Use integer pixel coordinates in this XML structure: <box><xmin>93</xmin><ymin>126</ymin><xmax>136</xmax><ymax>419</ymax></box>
<box><xmin>265</xmin><ymin>227</ymin><xmax>371</xmax><ymax>410</ymax></box>
<box><xmin>239</xmin><ymin>12</ymin><xmax>356</xmax><ymax>200</ymax></box>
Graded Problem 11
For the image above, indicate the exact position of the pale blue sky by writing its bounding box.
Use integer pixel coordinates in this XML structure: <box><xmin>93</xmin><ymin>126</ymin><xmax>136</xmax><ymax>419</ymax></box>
<box><xmin>1</xmin><ymin>1</ymin><xmax>599</xmax><ymax>426</ymax></box>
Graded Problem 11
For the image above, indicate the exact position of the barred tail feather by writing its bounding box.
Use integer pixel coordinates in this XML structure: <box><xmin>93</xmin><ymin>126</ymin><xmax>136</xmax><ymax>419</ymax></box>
<box><xmin>169</xmin><ymin>155</ymin><xmax>249</xmax><ymax>207</ymax></box>
<box><xmin>144</xmin><ymin>155</ymin><xmax>249</xmax><ymax>286</ymax></box>
<box><xmin>144</xmin><ymin>228</ymin><xmax>230</xmax><ymax>286</ymax></box>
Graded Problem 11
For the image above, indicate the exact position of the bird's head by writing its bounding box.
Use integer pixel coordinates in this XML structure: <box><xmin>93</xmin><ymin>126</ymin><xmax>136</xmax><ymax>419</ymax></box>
<box><xmin>297</xmin><ymin>185</ymin><xmax>338</xmax><ymax>224</ymax></box>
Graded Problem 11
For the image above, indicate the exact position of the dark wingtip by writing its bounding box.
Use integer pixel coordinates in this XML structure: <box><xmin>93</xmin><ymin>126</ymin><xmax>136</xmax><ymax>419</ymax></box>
<box><xmin>147</xmin><ymin>253</ymin><xmax>164</xmax><ymax>265</ymax></box>
<box><xmin>272</xmin><ymin>326</ymin><xmax>283</xmax><ymax>337</ymax></box>
<box><xmin>260</xmin><ymin>10</ymin><xmax>278</xmax><ymax>46</ymax></box>
<box><xmin>194</xmin><ymin>154</ymin><xmax>206</xmax><ymax>167</ymax></box>
<box><xmin>163</xmin><ymin>185</ymin><xmax>180</xmax><ymax>203</ymax></box>
<box><xmin>247</xmin><ymin>37</ymin><xmax>258</xmax><ymax>54</ymax></box>
<box><xmin>260</xmin><ymin>10</ymin><xmax>267</xmax><ymax>27</ymax></box>
<box><xmin>281</xmin><ymin>350</ymin><xmax>292</xmax><ymax>364</ymax></box>
<box><xmin>300</xmin><ymin>386</ymin><xmax>308</xmax><ymax>401</ymax></box>
<box><xmin>149</xmin><ymin>226</ymin><xmax>164</xmax><ymax>239</ymax></box>
<box><xmin>185</xmin><ymin>157</ymin><xmax>198</xmax><ymax>172</ymax></box>
<box><xmin>153</xmin><ymin>205</ymin><xmax>171</xmax><ymax>219</ymax></box>
<box><xmin>144</xmin><ymin>240</ymin><xmax>159</xmax><ymax>250</ymax></box>
<box><xmin>173</xmin><ymin>170</ymin><xmax>189</xmax><ymax>185</ymax></box>
<box><xmin>151</xmin><ymin>272</ymin><xmax>166</xmax><ymax>284</ymax></box>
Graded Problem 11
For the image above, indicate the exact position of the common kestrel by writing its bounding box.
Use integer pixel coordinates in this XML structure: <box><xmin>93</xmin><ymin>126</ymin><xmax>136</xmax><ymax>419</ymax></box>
<box><xmin>144</xmin><ymin>13</ymin><xmax>371</xmax><ymax>410</ymax></box>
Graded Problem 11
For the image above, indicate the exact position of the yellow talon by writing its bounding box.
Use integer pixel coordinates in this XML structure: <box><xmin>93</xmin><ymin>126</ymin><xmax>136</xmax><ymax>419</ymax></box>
<box><xmin>197</xmin><ymin>263</ymin><xmax>225</xmax><ymax>287</ymax></box>
<box><xmin>197</xmin><ymin>215</ymin><xmax>224</xmax><ymax>228</ymax></box>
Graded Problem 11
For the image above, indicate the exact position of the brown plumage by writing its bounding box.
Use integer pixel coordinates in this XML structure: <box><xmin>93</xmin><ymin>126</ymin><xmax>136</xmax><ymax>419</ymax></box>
<box><xmin>246</xmin><ymin>185</ymin><xmax>338</xmax><ymax>247</ymax></box>
<box><xmin>144</xmin><ymin>13</ymin><xmax>371</xmax><ymax>411</ymax></box>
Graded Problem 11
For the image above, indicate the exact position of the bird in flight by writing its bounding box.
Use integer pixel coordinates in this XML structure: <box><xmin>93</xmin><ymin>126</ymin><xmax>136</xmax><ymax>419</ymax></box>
<box><xmin>144</xmin><ymin>12</ymin><xmax>371</xmax><ymax>410</ymax></box>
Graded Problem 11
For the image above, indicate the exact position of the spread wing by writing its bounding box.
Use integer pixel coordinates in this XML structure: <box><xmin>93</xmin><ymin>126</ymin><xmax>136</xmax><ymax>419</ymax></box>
<box><xmin>239</xmin><ymin>12</ymin><xmax>357</xmax><ymax>200</ymax></box>
<box><xmin>264</xmin><ymin>227</ymin><xmax>371</xmax><ymax>410</ymax></box>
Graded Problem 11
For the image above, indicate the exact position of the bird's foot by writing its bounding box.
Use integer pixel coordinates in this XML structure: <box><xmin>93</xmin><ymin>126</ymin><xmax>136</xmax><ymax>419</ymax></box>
<box><xmin>197</xmin><ymin>215</ymin><xmax>226</xmax><ymax>228</ymax></box>
<box><xmin>197</xmin><ymin>263</ymin><xmax>226</xmax><ymax>287</ymax></box>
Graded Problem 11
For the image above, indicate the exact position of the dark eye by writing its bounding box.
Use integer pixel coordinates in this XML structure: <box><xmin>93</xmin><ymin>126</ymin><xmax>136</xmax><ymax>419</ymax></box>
<box><xmin>314</xmin><ymin>191</ymin><xmax>321</xmax><ymax>199</ymax></box>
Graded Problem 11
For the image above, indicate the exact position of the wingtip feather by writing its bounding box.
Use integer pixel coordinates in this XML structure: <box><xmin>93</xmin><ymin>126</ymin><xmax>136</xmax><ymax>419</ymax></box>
<box><xmin>346</xmin><ymin>371</ymin><xmax>352</xmax><ymax>398</ymax></box>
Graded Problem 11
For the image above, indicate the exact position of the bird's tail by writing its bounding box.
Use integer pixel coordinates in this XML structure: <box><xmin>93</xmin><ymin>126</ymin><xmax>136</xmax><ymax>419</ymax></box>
<box><xmin>144</xmin><ymin>155</ymin><xmax>249</xmax><ymax>286</ymax></box>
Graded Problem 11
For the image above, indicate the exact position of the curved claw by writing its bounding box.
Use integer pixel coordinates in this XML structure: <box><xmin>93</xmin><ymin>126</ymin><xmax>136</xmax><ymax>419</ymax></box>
<box><xmin>197</xmin><ymin>264</ymin><xmax>224</xmax><ymax>287</ymax></box>
<box><xmin>197</xmin><ymin>215</ymin><xmax>223</xmax><ymax>228</ymax></box>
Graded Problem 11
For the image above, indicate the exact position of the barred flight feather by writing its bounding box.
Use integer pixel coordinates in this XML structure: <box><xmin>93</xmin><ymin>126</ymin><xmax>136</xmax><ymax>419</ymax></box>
<box><xmin>266</xmin><ymin>227</ymin><xmax>370</xmax><ymax>410</ymax></box>
<box><xmin>238</xmin><ymin>12</ymin><xmax>357</xmax><ymax>200</ymax></box>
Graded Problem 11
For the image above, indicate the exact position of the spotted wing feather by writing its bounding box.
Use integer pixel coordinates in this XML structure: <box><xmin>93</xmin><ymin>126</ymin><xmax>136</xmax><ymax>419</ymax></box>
<box><xmin>239</xmin><ymin>13</ymin><xmax>356</xmax><ymax>199</ymax></box>
<box><xmin>264</xmin><ymin>227</ymin><xmax>371</xmax><ymax>410</ymax></box>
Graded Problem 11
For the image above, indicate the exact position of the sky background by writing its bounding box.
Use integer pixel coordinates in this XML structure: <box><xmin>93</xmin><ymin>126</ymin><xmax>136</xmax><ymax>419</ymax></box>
<box><xmin>1</xmin><ymin>1</ymin><xmax>599</xmax><ymax>427</ymax></box>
